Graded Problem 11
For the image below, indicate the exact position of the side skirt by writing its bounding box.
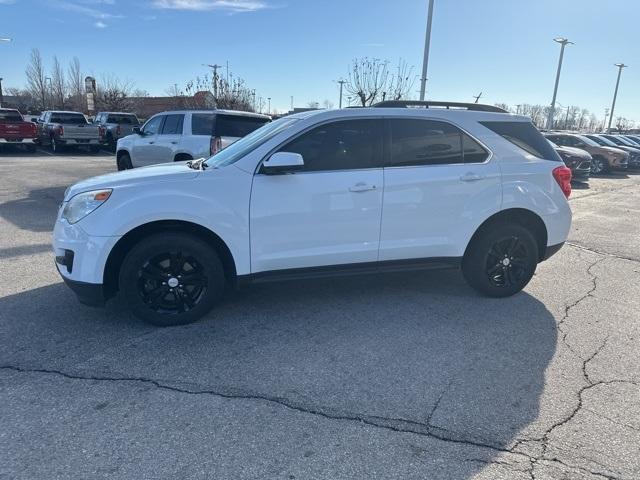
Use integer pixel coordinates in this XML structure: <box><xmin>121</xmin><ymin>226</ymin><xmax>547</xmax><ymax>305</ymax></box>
<box><xmin>238</xmin><ymin>257</ymin><xmax>461</xmax><ymax>287</ymax></box>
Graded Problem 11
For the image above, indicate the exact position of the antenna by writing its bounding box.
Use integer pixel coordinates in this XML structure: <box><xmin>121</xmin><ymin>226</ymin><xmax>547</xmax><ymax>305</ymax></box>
<box><xmin>473</xmin><ymin>92</ymin><xmax>483</xmax><ymax>104</ymax></box>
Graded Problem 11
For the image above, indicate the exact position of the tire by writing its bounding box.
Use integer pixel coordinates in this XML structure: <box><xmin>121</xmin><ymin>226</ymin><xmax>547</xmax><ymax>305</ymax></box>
<box><xmin>117</xmin><ymin>152</ymin><xmax>133</xmax><ymax>171</ymax></box>
<box><xmin>462</xmin><ymin>223</ymin><xmax>538</xmax><ymax>298</ymax></box>
<box><xmin>118</xmin><ymin>233</ymin><xmax>225</xmax><ymax>326</ymax></box>
<box><xmin>590</xmin><ymin>156</ymin><xmax>608</xmax><ymax>175</ymax></box>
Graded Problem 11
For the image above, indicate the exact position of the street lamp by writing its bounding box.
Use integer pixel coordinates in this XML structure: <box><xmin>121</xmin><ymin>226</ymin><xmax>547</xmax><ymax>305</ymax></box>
<box><xmin>607</xmin><ymin>63</ymin><xmax>627</xmax><ymax>132</ymax></box>
<box><xmin>546</xmin><ymin>37</ymin><xmax>573</xmax><ymax>130</ymax></box>
<box><xmin>419</xmin><ymin>0</ymin><xmax>435</xmax><ymax>101</ymax></box>
<box><xmin>267</xmin><ymin>97</ymin><xmax>271</xmax><ymax>115</ymax></box>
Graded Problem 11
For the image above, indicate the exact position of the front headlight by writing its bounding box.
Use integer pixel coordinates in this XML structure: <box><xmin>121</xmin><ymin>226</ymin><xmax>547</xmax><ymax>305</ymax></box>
<box><xmin>62</xmin><ymin>189</ymin><xmax>112</xmax><ymax>224</ymax></box>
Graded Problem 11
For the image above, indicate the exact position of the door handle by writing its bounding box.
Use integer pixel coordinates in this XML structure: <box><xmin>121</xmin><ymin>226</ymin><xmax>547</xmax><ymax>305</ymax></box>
<box><xmin>148</xmin><ymin>141</ymin><xmax>155</xmax><ymax>144</ymax></box>
<box><xmin>460</xmin><ymin>172</ymin><xmax>485</xmax><ymax>182</ymax></box>
<box><xmin>349</xmin><ymin>183</ymin><xmax>377</xmax><ymax>192</ymax></box>
<box><xmin>171</xmin><ymin>141</ymin><xmax>178</xmax><ymax>144</ymax></box>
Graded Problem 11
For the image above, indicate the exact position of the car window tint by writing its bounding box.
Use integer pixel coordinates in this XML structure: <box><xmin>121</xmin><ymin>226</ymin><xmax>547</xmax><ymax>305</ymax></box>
<box><xmin>50</xmin><ymin>113</ymin><xmax>87</xmax><ymax>125</ymax></box>
<box><xmin>481</xmin><ymin>121</ymin><xmax>560</xmax><ymax>160</ymax></box>
<box><xmin>143</xmin><ymin>116</ymin><xmax>163</xmax><ymax>135</ymax></box>
<box><xmin>0</xmin><ymin>110</ymin><xmax>23</xmax><ymax>122</ymax></box>
<box><xmin>279</xmin><ymin>119</ymin><xmax>383</xmax><ymax>171</ymax></box>
<box><xmin>191</xmin><ymin>114</ymin><xmax>215</xmax><ymax>135</ymax></box>
<box><xmin>160</xmin><ymin>114</ymin><xmax>184</xmax><ymax>135</ymax></box>
<box><xmin>107</xmin><ymin>114</ymin><xmax>137</xmax><ymax>124</ymax></box>
<box><xmin>389</xmin><ymin>119</ymin><xmax>465</xmax><ymax>166</ymax></box>
<box><xmin>215</xmin><ymin>115</ymin><xmax>271</xmax><ymax>137</ymax></box>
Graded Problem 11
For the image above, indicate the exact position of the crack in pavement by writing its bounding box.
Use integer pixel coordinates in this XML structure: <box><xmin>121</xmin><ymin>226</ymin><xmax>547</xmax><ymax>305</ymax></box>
<box><xmin>567</xmin><ymin>242</ymin><xmax>640</xmax><ymax>264</ymax></box>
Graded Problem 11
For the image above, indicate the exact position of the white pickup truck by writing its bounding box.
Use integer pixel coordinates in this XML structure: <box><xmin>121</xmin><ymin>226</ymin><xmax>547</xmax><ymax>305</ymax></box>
<box><xmin>115</xmin><ymin>109</ymin><xmax>271</xmax><ymax>170</ymax></box>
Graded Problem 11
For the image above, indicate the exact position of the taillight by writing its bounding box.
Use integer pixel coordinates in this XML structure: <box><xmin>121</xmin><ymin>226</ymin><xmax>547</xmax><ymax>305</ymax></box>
<box><xmin>98</xmin><ymin>126</ymin><xmax>106</xmax><ymax>139</ymax></box>
<box><xmin>30</xmin><ymin>122</ymin><xmax>38</xmax><ymax>135</ymax></box>
<box><xmin>552</xmin><ymin>165</ymin><xmax>572</xmax><ymax>198</ymax></box>
<box><xmin>57</xmin><ymin>125</ymin><xmax>64</xmax><ymax>136</ymax></box>
<box><xmin>210</xmin><ymin>136</ymin><xmax>222</xmax><ymax>155</ymax></box>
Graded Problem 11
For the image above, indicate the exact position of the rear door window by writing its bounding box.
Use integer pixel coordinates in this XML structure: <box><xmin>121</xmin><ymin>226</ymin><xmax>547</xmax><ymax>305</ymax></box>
<box><xmin>160</xmin><ymin>114</ymin><xmax>184</xmax><ymax>135</ymax></box>
<box><xmin>215</xmin><ymin>115</ymin><xmax>270</xmax><ymax>137</ymax></box>
<box><xmin>191</xmin><ymin>114</ymin><xmax>215</xmax><ymax>135</ymax></box>
<box><xmin>481</xmin><ymin>121</ymin><xmax>560</xmax><ymax>160</ymax></box>
<box><xmin>388</xmin><ymin>119</ymin><xmax>488</xmax><ymax>166</ymax></box>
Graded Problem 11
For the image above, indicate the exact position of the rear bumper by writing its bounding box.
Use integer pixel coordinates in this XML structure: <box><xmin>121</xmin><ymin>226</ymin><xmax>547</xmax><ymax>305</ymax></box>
<box><xmin>58</xmin><ymin>138</ymin><xmax>101</xmax><ymax>145</ymax></box>
<box><xmin>57</xmin><ymin>264</ymin><xmax>105</xmax><ymax>306</ymax></box>
<box><xmin>0</xmin><ymin>138</ymin><xmax>36</xmax><ymax>144</ymax></box>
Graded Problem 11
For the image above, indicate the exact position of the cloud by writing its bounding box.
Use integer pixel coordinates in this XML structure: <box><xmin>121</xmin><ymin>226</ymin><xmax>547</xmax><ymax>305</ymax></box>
<box><xmin>151</xmin><ymin>0</ymin><xmax>268</xmax><ymax>12</ymax></box>
<box><xmin>57</xmin><ymin>1</ymin><xmax>121</xmax><ymax>19</ymax></box>
<box><xmin>0</xmin><ymin>0</ymin><xmax>17</xmax><ymax>4</ymax></box>
<box><xmin>94</xmin><ymin>20</ymin><xmax>107</xmax><ymax>28</ymax></box>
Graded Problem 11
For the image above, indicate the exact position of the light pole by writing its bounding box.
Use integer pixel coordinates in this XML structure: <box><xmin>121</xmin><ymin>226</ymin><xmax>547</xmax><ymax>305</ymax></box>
<box><xmin>546</xmin><ymin>37</ymin><xmax>573</xmax><ymax>130</ymax></box>
<box><xmin>607</xmin><ymin>63</ymin><xmax>627</xmax><ymax>132</ymax></box>
<box><xmin>337</xmin><ymin>79</ymin><xmax>346</xmax><ymax>108</ymax></box>
<box><xmin>0</xmin><ymin>77</ymin><xmax>4</xmax><ymax>108</ymax></box>
<box><xmin>45</xmin><ymin>76</ymin><xmax>52</xmax><ymax>109</ymax></box>
<box><xmin>267</xmin><ymin>97</ymin><xmax>271</xmax><ymax>115</ymax></box>
<box><xmin>419</xmin><ymin>0</ymin><xmax>435</xmax><ymax>101</ymax></box>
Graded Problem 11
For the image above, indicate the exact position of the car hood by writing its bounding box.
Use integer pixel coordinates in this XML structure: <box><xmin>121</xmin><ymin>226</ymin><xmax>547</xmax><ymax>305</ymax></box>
<box><xmin>64</xmin><ymin>162</ymin><xmax>201</xmax><ymax>200</ymax></box>
<box><xmin>601</xmin><ymin>146</ymin><xmax>629</xmax><ymax>156</ymax></box>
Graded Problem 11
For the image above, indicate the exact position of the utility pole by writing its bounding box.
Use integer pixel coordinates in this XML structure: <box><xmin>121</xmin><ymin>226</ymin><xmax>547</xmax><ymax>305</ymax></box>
<box><xmin>45</xmin><ymin>76</ymin><xmax>52</xmax><ymax>109</ymax></box>
<box><xmin>203</xmin><ymin>63</ymin><xmax>222</xmax><ymax>106</ymax></box>
<box><xmin>602</xmin><ymin>108</ymin><xmax>609</xmax><ymax>132</ymax></box>
<box><xmin>337</xmin><ymin>79</ymin><xmax>346</xmax><ymax>108</ymax></box>
<box><xmin>515</xmin><ymin>104</ymin><xmax>522</xmax><ymax>114</ymax></box>
<box><xmin>547</xmin><ymin>37</ymin><xmax>573</xmax><ymax>130</ymax></box>
<box><xmin>419</xmin><ymin>0</ymin><xmax>435</xmax><ymax>101</ymax></box>
<box><xmin>290</xmin><ymin>96</ymin><xmax>293</xmax><ymax>111</ymax></box>
<box><xmin>267</xmin><ymin>97</ymin><xmax>271</xmax><ymax>115</ymax></box>
<box><xmin>564</xmin><ymin>105</ymin><xmax>570</xmax><ymax>130</ymax></box>
<box><xmin>0</xmin><ymin>77</ymin><xmax>4</xmax><ymax>108</ymax></box>
<box><xmin>607</xmin><ymin>63</ymin><xmax>627</xmax><ymax>133</ymax></box>
<box><xmin>251</xmin><ymin>90</ymin><xmax>256</xmax><ymax>112</ymax></box>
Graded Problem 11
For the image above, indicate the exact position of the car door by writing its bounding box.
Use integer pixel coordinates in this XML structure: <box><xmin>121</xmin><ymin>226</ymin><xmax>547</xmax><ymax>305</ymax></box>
<box><xmin>131</xmin><ymin>115</ymin><xmax>164</xmax><ymax>166</ymax></box>
<box><xmin>154</xmin><ymin>113</ymin><xmax>185</xmax><ymax>163</ymax></box>
<box><xmin>379</xmin><ymin>118</ymin><xmax>500</xmax><ymax>261</ymax></box>
<box><xmin>250</xmin><ymin>118</ymin><xmax>384</xmax><ymax>273</ymax></box>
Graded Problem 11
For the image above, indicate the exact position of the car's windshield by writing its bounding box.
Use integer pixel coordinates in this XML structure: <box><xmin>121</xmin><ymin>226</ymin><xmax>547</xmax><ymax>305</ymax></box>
<box><xmin>575</xmin><ymin>135</ymin><xmax>600</xmax><ymax>147</ymax></box>
<box><xmin>50</xmin><ymin>113</ymin><xmax>87</xmax><ymax>125</ymax></box>
<box><xmin>589</xmin><ymin>135</ymin><xmax>617</xmax><ymax>147</ymax></box>
<box><xmin>0</xmin><ymin>110</ymin><xmax>23</xmax><ymax>122</ymax></box>
<box><xmin>205</xmin><ymin>117</ymin><xmax>299</xmax><ymax>168</ymax></box>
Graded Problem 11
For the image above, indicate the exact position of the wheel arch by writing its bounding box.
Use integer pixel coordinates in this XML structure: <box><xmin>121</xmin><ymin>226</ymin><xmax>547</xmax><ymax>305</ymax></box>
<box><xmin>103</xmin><ymin>220</ymin><xmax>237</xmax><ymax>298</ymax></box>
<box><xmin>174</xmin><ymin>152</ymin><xmax>194</xmax><ymax>162</ymax></box>
<box><xmin>464</xmin><ymin>208</ymin><xmax>548</xmax><ymax>262</ymax></box>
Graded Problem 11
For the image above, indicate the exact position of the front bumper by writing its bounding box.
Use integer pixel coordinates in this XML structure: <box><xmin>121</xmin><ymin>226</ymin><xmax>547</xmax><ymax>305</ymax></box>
<box><xmin>56</xmin><ymin>264</ymin><xmax>106</xmax><ymax>306</ymax></box>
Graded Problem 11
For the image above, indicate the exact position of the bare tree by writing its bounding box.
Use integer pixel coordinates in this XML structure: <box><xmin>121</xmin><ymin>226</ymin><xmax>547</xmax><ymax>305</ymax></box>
<box><xmin>95</xmin><ymin>75</ymin><xmax>136</xmax><ymax>111</ymax></box>
<box><xmin>5</xmin><ymin>87</ymin><xmax>35</xmax><ymax>113</ymax></box>
<box><xmin>184</xmin><ymin>71</ymin><xmax>255</xmax><ymax>111</ymax></box>
<box><xmin>615</xmin><ymin>117</ymin><xmax>630</xmax><ymax>133</ymax></box>
<box><xmin>388</xmin><ymin>59</ymin><xmax>415</xmax><ymax>101</ymax></box>
<box><xmin>494</xmin><ymin>103</ymin><xmax>512</xmax><ymax>112</ymax></box>
<box><xmin>67</xmin><ymin>57</ymin><xmax>85</xmax><ymax>112</ymax></box>
<box><xmin>345</xmin><ymin>58</ymin><xmax>390</xmax><ymax>106</ymax></box>
<box><xmin>25</xmin><ymin>48</ymin><xmax>47</xmax><ymax>111</ymax></box>
<box><xmin>322</xmin><ymin>99</ymin><xmax>334</xmax><ymax>109</ymax></box>
<box><xmin>51</xmin><ymin>56</ymin><xmax>67</xmax><ymax>109</ymax></box>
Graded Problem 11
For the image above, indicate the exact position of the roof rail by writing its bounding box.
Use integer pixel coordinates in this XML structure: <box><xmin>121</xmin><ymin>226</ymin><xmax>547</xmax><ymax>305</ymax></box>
<box><xmin>372</xmin><ymin>100</ymin><xmax>508</xmax><ymax>113</ymax></box>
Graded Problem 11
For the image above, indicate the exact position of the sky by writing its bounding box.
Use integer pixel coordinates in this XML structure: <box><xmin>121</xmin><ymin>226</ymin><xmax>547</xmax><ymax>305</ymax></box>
<box><xmin>0</xmin><ymin>0</ymin><xmax>638</xmax><ymax>119</ymax></box>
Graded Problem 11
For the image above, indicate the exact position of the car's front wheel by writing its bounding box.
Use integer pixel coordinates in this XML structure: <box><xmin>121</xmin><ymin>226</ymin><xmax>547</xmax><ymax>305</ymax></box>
<box><xmin>117</xmin><ymin>152</ymin><xmax>133</xmax><ymax>170</ymax></box>
<box><xmin>590</xmin><ymin>156</ymin><xmax>608</xmax><ymax>175</ymax></box>
<box><xmin>119</xmin><ymin>233</ymin><xmax>226</xmax><ymax>326</ymax></box>
<box><xmin>462</xmin><ymin>224</ymin><xmax>538</xmax><ymax>298</ymax></box>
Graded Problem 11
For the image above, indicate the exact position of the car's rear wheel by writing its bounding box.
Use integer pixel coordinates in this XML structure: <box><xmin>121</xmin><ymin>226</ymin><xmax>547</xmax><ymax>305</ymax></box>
<box><xmin>462</xmin><ymin>224</ymin><xmax>538</xmax><ymax>298</ymax></box>
<box><xmin>117</xmin><ymin>152</ymin><xmax>133</xmax><ymax>170</ymax></box>
<box><xmin>590</xmin><ymin>156</ymin><xmax>608</xmax><ymax>175</ymax></box>
<box><xmin>119</xmin><ymin>233</ymin><xmax>225</xmax><ymax>326</ymax></box>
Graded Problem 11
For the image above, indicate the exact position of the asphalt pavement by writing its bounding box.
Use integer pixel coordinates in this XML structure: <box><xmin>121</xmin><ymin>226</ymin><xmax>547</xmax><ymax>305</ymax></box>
<box><xmin>0</xmin><ymin>149</ymin><xmax>639</xmax><ymax>479</ymax></box>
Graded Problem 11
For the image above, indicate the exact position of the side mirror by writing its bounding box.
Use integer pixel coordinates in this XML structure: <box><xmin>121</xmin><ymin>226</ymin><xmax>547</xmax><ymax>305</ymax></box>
<box><xmin>261</xmin><ymin>152</ymin><xmax>304</xmax><ymax>174</ymax></box>
<box><xmin>132</xmin><ymin>126</ymin><xmax>142</xmax><ymax>135</ymax></box>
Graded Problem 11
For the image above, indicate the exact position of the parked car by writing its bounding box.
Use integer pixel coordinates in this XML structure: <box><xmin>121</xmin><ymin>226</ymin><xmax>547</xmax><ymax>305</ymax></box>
<box><xmin>621</xmin><ymin>134</ymin><xmax>640</xmax><ymax>147</ymax></box>
<box><xmin>544</xmin><ymin>132</ymin><xmax>628</xmax><ymax>174</ymax></box>
<box><xmin>35</xmin><ymin>111</ymin><xmax>102</xmax><ymax>153</ymax></box>
<box><xmin>593</xmin><ymin>134</ymin><xmax>640</xmax><ymax>169</ymax></box>
<box><xmin>547</xmin><ymin>139</ymin><xmax>591</xmax><ymax>181</ymax></box>
<box><xmin>55</xmin><ymin>101</ymin><xmax>573</xmax><ymax>326</ymax></box>
<box><xmin>115</xmin><ymin>109</ymin><xmax>271</xmax><ymax>170</ymax></box>
<box><xmin>0</xmin><ymin>108</ymin><xmax>38</xmax><ymax>152</ymax></box>
<box><xmin>93</xmin><ymin>112</ymin><xmax>140</xmax><ymax>151</ymax></box>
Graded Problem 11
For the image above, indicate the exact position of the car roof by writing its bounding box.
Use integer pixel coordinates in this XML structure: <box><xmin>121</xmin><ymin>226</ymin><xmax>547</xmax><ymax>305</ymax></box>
<box><xmin>46</xmin><ymin>110</ymin><xmax>86</xmax><ymax>114</ymax></box>
<box><xmin>157</xmin><ymin>109</ymin><xmax>271</xmax><ymax>120</ymax></box>
<box><xmin>285</xmin><ymin>107</ymin><xmax>525</xmax><ymax>123</ymax></box>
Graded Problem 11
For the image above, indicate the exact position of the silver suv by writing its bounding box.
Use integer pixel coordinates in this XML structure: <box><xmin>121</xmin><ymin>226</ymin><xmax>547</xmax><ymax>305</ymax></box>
<box><xmin>115</xmin><ymin>109</ymin><xmax>271</xmax><ymax>170</ymax></box>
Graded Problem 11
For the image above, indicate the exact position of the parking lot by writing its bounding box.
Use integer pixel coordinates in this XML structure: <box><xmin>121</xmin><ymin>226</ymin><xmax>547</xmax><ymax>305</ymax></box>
<box><xmin>0</xmin><ymin>150</ymin><xmax>639</xmax><ymax>479</ymax></box>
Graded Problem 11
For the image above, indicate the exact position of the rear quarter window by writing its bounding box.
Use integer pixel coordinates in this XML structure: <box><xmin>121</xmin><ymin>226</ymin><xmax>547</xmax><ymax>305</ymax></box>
<box><xmin>481</xmin><ymin>121</ymin><xmax>561</xmax><ymax>161</ymax></box>
<box><xmin>215</xmin><ymin>115</ymin><xmax>271</xmax><ymax>137</ymax></box>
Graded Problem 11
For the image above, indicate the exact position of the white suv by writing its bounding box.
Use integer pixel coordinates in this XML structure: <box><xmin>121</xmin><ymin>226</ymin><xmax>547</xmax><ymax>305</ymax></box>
<box><xmin>115</xmin><ymin>109</ymin><xmax>271</xmax><ymax>170</ymax></box>
<box><xmin>54</xmin><ymin>101</ymin><xmax>572</xmax><ymax>326</ymax></box>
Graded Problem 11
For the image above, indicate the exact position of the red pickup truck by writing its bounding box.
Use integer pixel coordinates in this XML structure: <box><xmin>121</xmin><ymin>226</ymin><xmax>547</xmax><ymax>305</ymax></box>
<box><xmin>0</xmin><ymin>108</ymin><xmax>38</xmax><ymax>152</ymax></box>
